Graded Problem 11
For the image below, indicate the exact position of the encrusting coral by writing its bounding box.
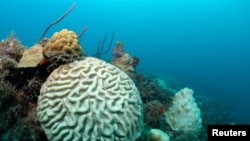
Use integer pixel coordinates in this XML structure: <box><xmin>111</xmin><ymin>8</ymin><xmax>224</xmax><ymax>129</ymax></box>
<box><xmin>18</xmin><ymin>44</ymin><xmax>44</xmax><ymax>68</ymax></box>
<box><xmin>42</xmin><ymin>29</ymin><xmax>82</xmax><ymax>57</ymax></box>
<box><xmin>44</xmin><ymin>53</ymin><xmax>83</xmax><ymax>73</ymax></box>
<box><xmin>37</xmin><ymin>57</ymin><xmax>144</xmax><ymax>141</ymax></box>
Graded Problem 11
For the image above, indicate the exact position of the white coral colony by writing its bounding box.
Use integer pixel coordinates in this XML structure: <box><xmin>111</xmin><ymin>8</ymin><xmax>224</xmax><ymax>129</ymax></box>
<box><xmin>37</xmin><ymin>57</ymin><xmax>144</xmax><ymax>141</ymax></box>
<box><xmin>165</xmin><ymin>88</ymin><xmax>202</xmax><ymax>134</ymax></box>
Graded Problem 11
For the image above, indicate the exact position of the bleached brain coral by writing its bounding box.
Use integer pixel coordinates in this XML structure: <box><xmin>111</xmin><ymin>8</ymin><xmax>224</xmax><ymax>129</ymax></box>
<box><xmin>37</xmin><ymin>57</ymin><xmax>143</xmax><ymax>141</ymax></box>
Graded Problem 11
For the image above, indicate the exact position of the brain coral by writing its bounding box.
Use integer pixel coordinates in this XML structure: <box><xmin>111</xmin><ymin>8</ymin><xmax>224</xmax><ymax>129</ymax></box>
<box><xmin>37</xmin><ymin>57</ymin><xmax>144</xmax><ymax>141</ymax></box>
<box><xmin>42</xmin><ymin>29</ymin><xmax>82</xmax><ymax>57</ymax></box>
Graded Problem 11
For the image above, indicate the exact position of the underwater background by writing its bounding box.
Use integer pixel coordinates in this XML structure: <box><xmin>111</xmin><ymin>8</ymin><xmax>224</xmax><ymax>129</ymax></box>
<box><xmin>0</xmin><ymin>0</ymin><xmax>250</xmax><ymax>140</ymax></box>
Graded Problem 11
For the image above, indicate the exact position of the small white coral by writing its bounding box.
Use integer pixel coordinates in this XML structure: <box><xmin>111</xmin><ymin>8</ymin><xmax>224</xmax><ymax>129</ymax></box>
<box><xmin>165</xmin><ymin>88</ymin><xmax>202</xmax><ymax>134</ymax></box>
<box><xmin>150</xmin><ymin>129</ymin><xmax>170</xmax><ymax>141</ymax></box>
<box><xmin>37</xmin><ymin>57</ymin><xmax>143</xmax><ymax>141</ymax></box>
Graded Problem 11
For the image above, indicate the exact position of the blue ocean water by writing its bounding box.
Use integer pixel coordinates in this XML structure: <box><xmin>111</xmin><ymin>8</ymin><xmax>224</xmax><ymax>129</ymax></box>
<box><xmin>1</xmin><ymin>0</ymin><xmax>249</xmax><ymax>125</ymax></box>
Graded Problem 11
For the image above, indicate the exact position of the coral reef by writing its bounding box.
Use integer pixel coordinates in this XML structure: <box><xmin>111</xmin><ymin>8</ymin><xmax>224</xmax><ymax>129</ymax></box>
<box><xmin>42</xmin><ymin>29</ymin><xmax>82</xmax><ymax>57</ymax></box>
<box><xmin>44</xmin><ymin>53</ymin><xmax>83</xmax><ymax>73</ymax></box>
<box><xmin>0</xmin><ymin>30</ymin><xmax>235</xmax><ymax>141</ymax></box>
<box><xmin>37</xmin><ymin>57</ymin><xmax>143</xmax><ymax>141</ymax></box>
<box><xmin>0</xmin><ymin>56</ymin><xmax>18</xmax><ymax>70</ymax></box>
<box><xmin>0</xmin><ymin>56</ymin><xmax>18</xmax><ymax>81</ymax></box>
<box><xmin>1</xmin><ymin>119</ymin><xmax>44</xmax><ymax>141</ymax></box>
<box><xmin>0</xmin><ymin>31</ymin><xmax>24</xmax><ymax>62</ymax></box>
<box><xmin>136</xmin><ymin>76</ymin><xmax>175</xmax><ymax>108</ymax></box>
<box><xmin>23</xmin><ymin>77</ymin><xmax>43</xmax><ymax>103</ymax></box>
<box><xmin>0</xmin><ymin>80</ymin><xmax>46</xmax><ymax>141</ymax></box>
<box><xmin>0</xmin><ymin>82</ymin><xmax>16</xmax><ymax>113</ymax></box>
<box><xmin>143</xmin><ymin>100</ymin><xmax>165</xmax><ymax>128</ymax></box>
